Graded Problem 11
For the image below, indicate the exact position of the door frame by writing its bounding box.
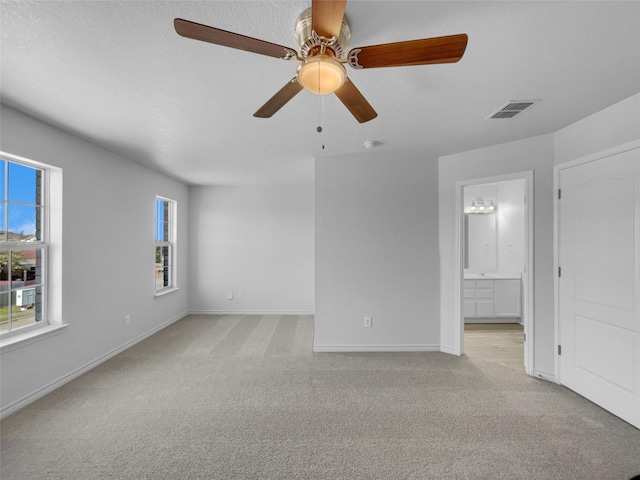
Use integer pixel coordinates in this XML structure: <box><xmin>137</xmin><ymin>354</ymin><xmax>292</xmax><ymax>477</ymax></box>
<box><xmin>553</xmin><ymin>139</ymin><xmax>640</xmax><ymax>384</ymax></box>
<box><xmin>455</xmin><ymin>171</ymin><xmax>534</xmax><ymax>375</ymax></box>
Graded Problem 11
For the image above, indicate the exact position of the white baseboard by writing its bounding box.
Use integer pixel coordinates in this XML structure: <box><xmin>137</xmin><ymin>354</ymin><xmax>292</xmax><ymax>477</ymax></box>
<box><xmin>532</xmin><ymin>369</ymin><xmax>559</xmax><ymax>384</ymax></box>
<box><xmin>313</xmin><ymin>344</ymin><xmax>440</xmax><ymax>353</ymax></box>
<box><xmin>439</xmin><ymin>345</ymin><xmax>460</xmax><ymax>355</ymax></box>
<box><xmin>1</xmin><ymin>311</ymin><xmax>188</xmax><ymax>419</ymax></box>
<box><xmin>189</xmin><ymin>310</ymin><xmax>315</xmax><ymax>316</ymax></box>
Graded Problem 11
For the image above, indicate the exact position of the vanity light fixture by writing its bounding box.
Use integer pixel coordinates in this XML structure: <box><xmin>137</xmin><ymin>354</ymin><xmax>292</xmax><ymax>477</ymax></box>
<box><xmin>465</xmin><ymin>199</ymin><xmax>497</xmax><ymax>214</ymax></box>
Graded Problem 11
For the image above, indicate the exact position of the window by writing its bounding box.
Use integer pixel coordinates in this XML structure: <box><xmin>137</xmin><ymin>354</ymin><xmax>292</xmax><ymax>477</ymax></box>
<box><xmin>155</xmin><ymin>196</ymin><xmax>176</xmax><ymax>292</ymax></box>
<box><xmin>0</xmin><ymin>158</ymin><xmax>46</xmax><ymax>335</ymax></box>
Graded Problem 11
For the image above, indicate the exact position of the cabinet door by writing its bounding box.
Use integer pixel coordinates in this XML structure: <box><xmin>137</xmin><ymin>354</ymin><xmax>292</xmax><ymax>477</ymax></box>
<box><xmin>463</xmin><ymin>300</ymin><xmax>476</xmax><ymax>318</ymax></box>
<box><xmin>475</xmin><ymin>280</ymin><xmax>495</xmax><ymax>317</ymax></box>
<box><xmin>475</xmin><ymin>280</ymin><xmax>494</xmax><ymax>299</ymax></box>
<box><xmin>495</xmin><ymin>280</ymin><xmax>521</xmax><ymax>317</ymax></box>
<box><xmin>476</xmin><ymin>299</ymin><xmax>495</xmax><ymax>317</ymax></box>
<box><xmin>463</xmin><ymin>280</ymin><xmax>476</xmax><ymax>299</ymax></box>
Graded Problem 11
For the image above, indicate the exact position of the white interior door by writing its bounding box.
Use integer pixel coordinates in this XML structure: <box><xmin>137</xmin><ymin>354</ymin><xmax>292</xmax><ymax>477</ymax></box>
<box><xmin>558</xmin><ymin>146</ymin><xmax>640</xmax><ymax>428</ymax></box>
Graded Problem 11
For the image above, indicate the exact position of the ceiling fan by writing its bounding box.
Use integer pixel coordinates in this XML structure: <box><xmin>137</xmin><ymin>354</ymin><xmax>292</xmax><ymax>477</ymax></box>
<box><xmin>174</xmin><ymin>0</ymin><xmax>468</xmax><ymax>123</ymax></box>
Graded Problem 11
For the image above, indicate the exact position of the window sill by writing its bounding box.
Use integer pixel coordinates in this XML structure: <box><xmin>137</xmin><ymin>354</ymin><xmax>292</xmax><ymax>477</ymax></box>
<box><xmin>154</xmin><ymin>287</ymin><xmax>180</xmax><ymax>298</ymax></box>
<box><xmin>0</xmin><ymin>323</ymin><xmax>69</xmax><ymax>354</ymax></box>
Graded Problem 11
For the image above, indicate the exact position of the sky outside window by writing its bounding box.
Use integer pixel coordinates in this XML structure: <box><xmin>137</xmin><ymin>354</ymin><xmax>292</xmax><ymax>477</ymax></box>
<box><xmin>1</xmin><ymin>160</ymin><xmax>40</xmax><ymax>237</ymax></box>
<box><xmin>156</xmin><ymin>198</ymin><xmax>169</xmax><ymax>242</ymax></box>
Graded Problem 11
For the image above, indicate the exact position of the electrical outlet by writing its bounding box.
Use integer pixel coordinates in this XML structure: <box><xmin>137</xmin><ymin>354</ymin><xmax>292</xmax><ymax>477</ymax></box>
<box><xmin>125</xmin><ymin>315</ymin><xmax>131</xmax><ymax>326</ymax></box>
<box><xmin>238</xmin><ymin>291</ymin><xmax>244</xmax><ymax>300</ymax></box>
<box><xmin>364</xmin><ymin>316</ymin><xmax>372</xmax><ymax>328</ymax></box>
<box><xmin>227</xmin><ymin>292</ymin><xmax>233</xmax><ymax>300</ymax></box>
<box><xmin>256</xmin><ymin>292</ymin><xmax>260</xmax><ymax>300</ymax></box>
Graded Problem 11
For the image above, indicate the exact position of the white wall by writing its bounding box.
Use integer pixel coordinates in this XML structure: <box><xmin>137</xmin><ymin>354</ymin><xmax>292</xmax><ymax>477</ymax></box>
<box><xmin>0</xmin><ymin>105</ymin><xmax>189</xmax><ymax>416</ymax></box>
<box><xmin>439</xmin><ymin>135</ymin><xmax>556</xmax><ymax>374</ymax></box>
<box><xmin>315</xmin><ymin>150</ymin><xmax>440</xmax><ymax>351</ymax></box>
<box><xmin>188</xmin><ymin>184</ymin><xmax>314</xmax><ymax>314</ymax></box>
<box><xmin>554</xmin><ymin>93</ymin><xmax>640</xmax><ymax>163</ymax></box>
<box><xmin>496</xmin><ymin>180</ymin><xmax>525</xmax><ymax>275</ymax></box>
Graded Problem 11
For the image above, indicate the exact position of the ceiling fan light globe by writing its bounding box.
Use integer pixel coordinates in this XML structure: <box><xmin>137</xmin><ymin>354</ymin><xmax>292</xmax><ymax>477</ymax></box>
<box><xmin>297</xmin><ymin>56</ymin><xmax>346</xmax><ymax>95</ymax></box>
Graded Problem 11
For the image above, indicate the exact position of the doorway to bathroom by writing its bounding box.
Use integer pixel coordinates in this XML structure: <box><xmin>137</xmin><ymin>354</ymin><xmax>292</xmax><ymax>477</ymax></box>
<box><xmin>456</xmin><ymin>172</ymin><xmax>533</xmax><ymax>374</ymax></box>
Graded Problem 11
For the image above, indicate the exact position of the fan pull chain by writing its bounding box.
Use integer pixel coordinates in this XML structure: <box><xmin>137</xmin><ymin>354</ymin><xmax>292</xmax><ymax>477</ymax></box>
<box><xmin>317</xmin><ymin>65</ymin><xmax>323</xmax><ymax>134</ymax></box>
<box><xmin>317</xmin><ymin>95</ymin><xmax>325</xmax><ymax>150</ymax></box>
<box><xmin>317</xmin><ymin>91</ymin><xmax>325</xmax><ymax>132</ymax></box>
<box><xmin>316</xmin><ymin>64</ymin><xmax>325</xmax><ymax>148</ymax></box>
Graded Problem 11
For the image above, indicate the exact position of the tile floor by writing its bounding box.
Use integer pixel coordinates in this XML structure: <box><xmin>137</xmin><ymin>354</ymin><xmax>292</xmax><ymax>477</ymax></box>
<box><xmin>464</xmin><ymin>323</ymin><xmax>524</xmax><ymax>369</ymax></box>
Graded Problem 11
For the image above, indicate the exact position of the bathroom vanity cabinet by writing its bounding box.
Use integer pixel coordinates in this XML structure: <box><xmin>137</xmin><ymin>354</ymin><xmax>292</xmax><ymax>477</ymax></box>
<box><xmin>463</xmin><ymin>278</ymin><xmax>521</xmax><ymax>322</ymax></box>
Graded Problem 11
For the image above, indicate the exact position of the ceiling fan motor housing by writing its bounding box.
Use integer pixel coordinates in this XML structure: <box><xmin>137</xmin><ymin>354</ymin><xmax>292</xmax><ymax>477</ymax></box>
<box><xmin>295</xmin><ymin>7</ymin><xmax>351</xmax><ymax>59</ymax></box>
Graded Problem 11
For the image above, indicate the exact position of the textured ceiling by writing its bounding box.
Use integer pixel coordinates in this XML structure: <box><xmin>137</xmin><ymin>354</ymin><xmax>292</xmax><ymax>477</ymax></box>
<box><xmin>2</xmin><ymin>1</ymin><xmax>639</xmax><ymax>185</ymax></box>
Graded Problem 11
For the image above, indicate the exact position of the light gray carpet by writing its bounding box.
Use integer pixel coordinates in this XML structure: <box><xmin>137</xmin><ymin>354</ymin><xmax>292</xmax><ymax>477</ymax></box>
<box><xmin>2</xmin><ymin>315</ymin><xmax>639</xmax><ymax>479</ymax></box>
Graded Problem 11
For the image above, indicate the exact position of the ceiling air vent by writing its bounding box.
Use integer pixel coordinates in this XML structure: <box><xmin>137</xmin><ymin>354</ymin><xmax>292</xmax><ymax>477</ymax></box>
<box><xmin>487</xmin><ymin>100</ymin><xmax>541</xmax><ymax>119</ymax></box>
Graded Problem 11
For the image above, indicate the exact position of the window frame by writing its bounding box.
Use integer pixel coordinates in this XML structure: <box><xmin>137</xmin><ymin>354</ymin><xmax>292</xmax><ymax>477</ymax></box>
<box><xmin>0</xmin><ymin>156</ymin><xmax>48</xmax><ymax>338</ymax></box>
<box><xmin>155</xmin><ymin>196</ymin><xmax>177</xmax><ymax>295</ymax></box>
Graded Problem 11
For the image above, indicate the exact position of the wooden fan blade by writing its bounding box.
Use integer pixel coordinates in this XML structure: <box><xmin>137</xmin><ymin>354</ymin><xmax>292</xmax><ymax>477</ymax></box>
<box><xmin>254</xmin><ymin>78</ymin><xmax>304</xmax><ymax>118</ymax></box>
<box><xmin>312</xmin><ymin>0</ymin><xmax>347</xmax><ymax>38</ymax></box>
<box><xmin>174</xmin><ymin>18</ymin><xmax>297</xmax><ymax>60</ymax></box>
<box><xmin>347</xmin><ymin>34</ymin><xmax>468</xmax><ymax>69</ymax></box>
<box><xmin>334</xmin><ymin>78</ymin><xmax>377</xmax><ymax>123</ymax></box>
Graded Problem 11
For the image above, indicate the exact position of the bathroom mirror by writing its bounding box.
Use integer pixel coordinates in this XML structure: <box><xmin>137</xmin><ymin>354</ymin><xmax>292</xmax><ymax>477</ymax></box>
<box><xmin>464</xmin><ymin>213</ymin><xmax>497</xmax><ymax>271</ymax></box>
